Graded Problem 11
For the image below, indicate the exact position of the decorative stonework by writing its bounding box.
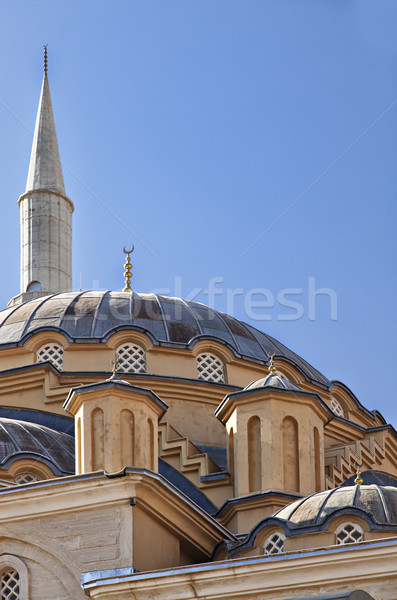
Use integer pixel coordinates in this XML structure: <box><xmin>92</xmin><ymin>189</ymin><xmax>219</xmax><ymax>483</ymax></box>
<box><xmin>197</xmin><ymin>353</ymin><xmax>224</xmax><ymax>383</ymax></box>
<box><xmin>36</xmin><ymin>343</ymin><xmax>64</xmax><ymax>370</ymax></box>
<box><xmin>330</xmin><ymin>397</ymin><xmax>344</xmax><ymax>418</ymax></box>
<box><xmin>336</xmin><ymin>522</ymin><xmax>363</xmax><ymax>544</ymax></box>
<box><xmin>0</xmin><ymin>570</ymin><xmax>19</xmax><ymax>600</ymax></box>
<box><xmin>116</xmin><ymin>343</ymin><xmax>146</xmax><ymax>373</ymax></box>
<box><xmin>263</xmin><ymin>532</ymin><xmax>285</xmax><ymax>554</ymax></box>
<box><xmin>14</xmin><ymin>473</ymin><xmax>41</xmax><ymax>485</ymax></box>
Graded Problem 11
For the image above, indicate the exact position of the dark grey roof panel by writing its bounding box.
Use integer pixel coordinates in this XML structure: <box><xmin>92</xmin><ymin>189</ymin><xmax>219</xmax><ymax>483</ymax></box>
<box><xmin>158</xmin><ymin>296</ymin><xmax>201</xmax><ymax>343</ymax></box>
<box><xmin>26</xmin><ymin>292</ymin><xmax>80</xmax><ymax>334</ymax></box>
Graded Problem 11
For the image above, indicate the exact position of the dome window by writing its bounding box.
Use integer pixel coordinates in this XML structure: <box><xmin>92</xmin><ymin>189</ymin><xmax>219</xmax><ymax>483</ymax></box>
<box><xmin>335</xmin><ymin>522</ymin><xmax>363</xmax><ymax>544</ymax></box>
<box><xmin>197</xmin><ymin>353</ymin><xmax>224</xmax><ymax>383</ymax></box>
<box><xmin>14</xmin><ymin>473</ymin><xmax>41</xmax><ymax>485</ymax></box>
<box><xmin>263</xmin><ymin>532</ymin><xmax>285</xmax><ymax>555</ymax></box>
<box><xmin>116</xmin><ymin>343</ymin><xmax>146</xmax><ymax>374</ymax></box>
<box><xmin>330</xmin><ymin>397</ymin><xmax>344</xmax><ymax>418</ymax></box>
<box><xmin>36</xmin><ymin>343</ymin><xmax>64</xmax><ymax>370</ymax></box>
<box><xmin>0</xmin><ymin>569</ymin><xmax>20</xmax><ymax>599</ymax></box>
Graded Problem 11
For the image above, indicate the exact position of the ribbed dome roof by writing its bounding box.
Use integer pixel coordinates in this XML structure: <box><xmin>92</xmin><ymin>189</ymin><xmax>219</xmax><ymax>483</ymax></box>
<box><xmin>0</xmin><ymin>291</ymin><xmax>328</xmax><ymax>385</ymax></box>
<box><xmin>275</xmin><ymin>484</ymin><xmax>397</xmax><ymax>528</ymax></box>
<box><xmin>0</xmin><ymin>417</ymin><xmax>74</xmax><ymax>475</ymax></box>
<box><xmin>244</xmin><ymin>372</ymin><xmax>302</xmax><ymax>392</ymax></box>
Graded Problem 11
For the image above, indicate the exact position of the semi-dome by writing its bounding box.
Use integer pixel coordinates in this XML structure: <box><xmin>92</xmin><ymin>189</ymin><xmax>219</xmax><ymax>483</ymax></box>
<box><xmin>244</xmin><ymin>372</ymin><xmax>302</xmax><ymax>392</ymax></box>
<box><xmin>274</xmin><ymin>483</ymin><xmax>397</xmax><ymax>528</ymax></box>
<box><xmin>0</xmin><ymin>416</ymin><xmax>75</xmax><ymax>475</ymax></box>
<box><xmin>0</xmin><ymin>290</ymin><xmax>328</xmax><ymax>385</ymax></box>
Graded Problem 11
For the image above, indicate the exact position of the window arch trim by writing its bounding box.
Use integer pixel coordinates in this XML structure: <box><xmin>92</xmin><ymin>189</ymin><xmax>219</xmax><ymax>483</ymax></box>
<box><xmin>0</xmin><ymin>555</ymin><xmax>28</xmax><ymax>599</ymax></box>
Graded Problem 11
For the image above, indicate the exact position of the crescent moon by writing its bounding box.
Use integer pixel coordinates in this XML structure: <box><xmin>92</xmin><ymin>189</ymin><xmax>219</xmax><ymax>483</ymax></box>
<box><xmin>123</xmin><ymin>245</ymin><xmax>134</xmax><ymax>254</ymax></box>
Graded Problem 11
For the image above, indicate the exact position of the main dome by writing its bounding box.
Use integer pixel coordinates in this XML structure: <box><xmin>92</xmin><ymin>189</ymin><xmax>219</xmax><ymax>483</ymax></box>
<box><xmin>0</xmin><ymin>291</ymin><xmax>328</xmax><ymax>385</ymax></box>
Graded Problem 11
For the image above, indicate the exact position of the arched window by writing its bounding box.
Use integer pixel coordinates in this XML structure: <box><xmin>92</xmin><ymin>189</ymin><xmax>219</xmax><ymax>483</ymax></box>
<box><xmin>26</xmin><ymin>280</ymin><xmax>42</xmax><ymax>292</ymax></box>
<box><xmin>197</xmin><ymin>353</ymin><xmax>224</xmax><ymax>383</ymax></box>
<box><xmin>335</xmin><ymin>522</ymin><xmax>364</xmax><ymax>544</ymax></box>
<box><xmin>14</xmin><ymin>473</ymin><xmax>41</xmax><ymax>485</ymax></box>
<box><xmin>0</xmin><ymin>555</ymin><xmax>29</xmax><ymax>599</ymax></box>
<box><xmin>116</xmin><ymin>343</ymin><xmax>146</xmax><ymax>374</ymax></box>
<box><xmin>0</xmin><ymin>570</ymin><xmax>20</xmax><ymax>599</ymax></box>
<box><xmin>263</xmin><ymin>532</ymin><xmax>285</xmax><ymax>555</ymax></box>
<box><xmin>330</xmin><ymin>397</ymin><xmax>344</xmax><ymax>418</ymax></box>
<box><xmin>36</xmin><ymin>343</ymin><xmax>64</xmax><ymax>370</ymax></box>
<box><xmin>248</xmin><ymin>416</ymin><xmax>261</xmax><ymax>493</ymax></box>
<box><xmin>283</xmin><ymin>417</ymin><xmax>299</xmax><ymax>492</ymax></box>
<box><xmin>313</xmin><ymin>427</ymin><xmax>321</xmax><ymax>492</ymax></box>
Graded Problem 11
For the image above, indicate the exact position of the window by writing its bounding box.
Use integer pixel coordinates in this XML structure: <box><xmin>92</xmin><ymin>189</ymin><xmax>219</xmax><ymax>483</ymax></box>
<box><xmin>0</xmin><ymin>556</ymin><xmax>28</xmax><ymax>599</ymax></box>
<box><xmin>26</xmin><ymin>280</ymin><xmax>42</xmax><ymax>292</ymax></box>
<box><xmin>335</xmin><ymin>522</ymin><xmax>363</xmax><ymax>544</ymax></box>
<box><xmin>14</xmin><ymin>473</ymin><xmax>41</xmax><ymax>485</ymax></box>
<box><xmin>197</xmin><ymin>353</ymin><xmax>224</xmax><ymax>383</ymax></box>
<box><xmin>330</xmin><ymin>397</ymin><xmax>344</xmax><ymax>418</ymax></box>
<box><xmin>36</xmin><ymin>343</ymin><xmax>64</xmax><ymax>370</ymax></box>
<box><xmin>0</xmin><ymin>570</ymin><xmax>19</xmax><ymax>600</ymax></box>
<box><xmin>116</xmin><ymin>343</ymin><xmax>146</xmax><ymax>374</ymax></box>
<box><xmin>263</xmin><ymin>532</ymin><xmax>285</xmax><ymax>555</ymax></box>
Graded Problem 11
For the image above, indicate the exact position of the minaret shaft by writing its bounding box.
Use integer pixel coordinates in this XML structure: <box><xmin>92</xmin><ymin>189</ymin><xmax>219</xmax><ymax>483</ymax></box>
<box><xmin>9</xmin><ymin>55</ymin><xmax>73</xmax><ymax>307</ymax></box>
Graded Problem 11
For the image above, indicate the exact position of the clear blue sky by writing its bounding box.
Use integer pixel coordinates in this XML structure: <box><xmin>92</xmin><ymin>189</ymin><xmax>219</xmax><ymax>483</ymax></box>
<box><xmin>0</xmin><ymin>1</ymin><xmax>396</xmax><ymax>422</ymax></box>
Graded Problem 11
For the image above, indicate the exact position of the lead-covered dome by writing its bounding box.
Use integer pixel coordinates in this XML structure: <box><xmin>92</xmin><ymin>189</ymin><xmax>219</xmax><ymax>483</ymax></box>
<box><xmin>0</xmin><ymin>291</ymin><xmax>328</xmax><ymax>385</ymax></box>
<box><xmin>244</xmin><ymin>372</ymin><xmax>302</xmax><ymax>391</ymax></box>
<box><xmin>0</xmin><ymin>417</ymin><xmax>75</xmax><ymax>475</ymax></box>
<box><xmin>275</xmin><ymin>483</ymin><xmax>397</xmax><ymax>528</ymax></box>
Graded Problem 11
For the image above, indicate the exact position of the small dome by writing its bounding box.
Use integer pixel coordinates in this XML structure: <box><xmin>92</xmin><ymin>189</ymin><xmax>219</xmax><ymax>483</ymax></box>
<box><xmin>0</xmin><ymin>417</ymin><xmax>74</xmax><ymax>475</ymax></box>
<box><xmin>244</xmin><ymin>372</ymin><xmax>302</xmax><ymax>392</ymax></box>
<box><xmin>275</xmin><ymin>484</ymin><xmax>397</xmax><ymax>528</ymax></box>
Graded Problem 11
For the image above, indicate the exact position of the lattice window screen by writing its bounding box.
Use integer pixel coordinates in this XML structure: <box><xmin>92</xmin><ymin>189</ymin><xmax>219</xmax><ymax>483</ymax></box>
<box><xmin>14</xmin><ymin>473</ymin><xmax>41</xmax><ymax>485</ymax></box>
<box><xmin>36</xmin><ymin>344</ymin><xmax>64</xmax><ymax>370</ymax></box>
<box><xmin>336</xmin><ymin>523</ymin><xmax>363</xmax><ymax>544</ymax></box>
<box><xmin>0</xmin><ymin>570</ymin><xmax>20</xmax><ymax>600</ymax></box>
<box><xmin>330</xmin><ymin>397</ymin><xmax>344</xmax><ymax>418</ymax></box>
<box><xmin>116</xmin><ymin>344</ymin><xmax>146</xmax><ymax>373</ymax></box>
<box><xmin>263</xmin><ymin>533</ymin><xmax>285</xmax><ymax>555</ymax></box>
<box><xmin>197</xmin><ymin>353</ymin><xmax>224</xmax><ymax>383</ymax></box>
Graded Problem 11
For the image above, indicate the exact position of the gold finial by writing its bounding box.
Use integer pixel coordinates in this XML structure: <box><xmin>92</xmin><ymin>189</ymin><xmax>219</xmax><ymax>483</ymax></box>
<box><xmin>354</xmin><ymin>461</ymin><xmax>363</xmax><ymax>485</ymax></box>
<box><xmin>123</xmin><ymin>245</ymin><xmax>134</xmax><ymax>293</ymax></box>
<box><xmin>43</xmin><ymin>45</ymin><xmax>48</xmax><ymax>75</ymax></box>
<box><xmin>268</xmin><ymin>352</ymin><xmax>276</xmax><ymax>373</ymax></box>
<box><xmin>110</xmin><ymin>356</ymin><xmax>121</xmax><ymax>380</ymax></box>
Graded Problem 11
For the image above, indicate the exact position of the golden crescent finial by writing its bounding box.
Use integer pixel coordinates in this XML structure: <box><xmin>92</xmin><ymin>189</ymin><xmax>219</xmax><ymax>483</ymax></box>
<box><xmin>268</xmin><ymin>352</ymin><xmax>276</xmax><ymax>373</ymax></box>
<box><xmin>110</xmin><ymin>356</ymin><xmax>121</xmax><ymax>380</ymax></box>
<box><xmin>123</xmin><ymin>245</ymin><xmax>134</xmax><ymax>293</ymax></box>
<box><xmin>354</xmin><ymin>461</ymin><xmax>363</xmax><ymax>485</ymax></box>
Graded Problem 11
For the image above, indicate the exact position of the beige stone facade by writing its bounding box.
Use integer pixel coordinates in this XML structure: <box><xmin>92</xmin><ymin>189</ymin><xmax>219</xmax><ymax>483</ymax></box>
<box><xmin>0</xmin><ymin>57</ymin><xmax>395</xmax><ymax>600</ymax></box>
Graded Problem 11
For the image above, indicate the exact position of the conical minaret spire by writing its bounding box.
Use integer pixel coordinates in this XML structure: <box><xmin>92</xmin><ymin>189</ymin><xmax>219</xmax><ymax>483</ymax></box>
<box><xmin>8</xmin><ymin>48</ymin><xmax>74</xmax><ymax>307</ymax></box>
<box><xmin>25</xmin><ymin>46</ymin><xmax>66</xmax><ymax>196</ymax></box>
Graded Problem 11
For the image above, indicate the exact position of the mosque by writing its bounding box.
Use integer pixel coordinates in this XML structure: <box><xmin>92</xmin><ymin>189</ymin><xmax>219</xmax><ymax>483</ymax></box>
<box><xmin>0</xmin><ymin>50</ymin><xmax>396</xmax><ymax>600</ymax></box>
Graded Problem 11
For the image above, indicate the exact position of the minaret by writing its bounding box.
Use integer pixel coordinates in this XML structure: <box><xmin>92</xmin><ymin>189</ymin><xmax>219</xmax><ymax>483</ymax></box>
<box><xmin>8</xmin><ymin>48</ymin><xmax>73</xmax><ymax>306</ymax></box>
